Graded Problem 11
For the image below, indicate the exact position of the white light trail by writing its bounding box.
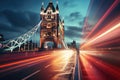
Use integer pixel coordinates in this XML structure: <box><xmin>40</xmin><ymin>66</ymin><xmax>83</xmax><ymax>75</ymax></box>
<box><xmin>85</xmin><ymin>23</ymin><xmax>120</xmax><ymax>46</ymax></box>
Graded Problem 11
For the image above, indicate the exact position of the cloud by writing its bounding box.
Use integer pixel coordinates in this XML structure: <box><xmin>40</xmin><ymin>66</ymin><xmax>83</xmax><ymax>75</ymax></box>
<box><xmin>1</xmin><ymin>10</ymin><xmax>39</xmax><ymax>27</ymax></box>
<box><xmin>63</xmin><ymin>1</ymin><xmax>71</xmax><ymax>7</ymax></box>
<box><xmin>63</xmin><ymin>0</ymin><xmax>77</xmax><ymax>7</ymax></box>
<box><xmin>65</xmin><ymin>26</ymin><xmax>82</xmax><ymax>39</ymax></box>
<box><xmin>79</xmin><ymin>20</ymin><xmax>84</xmax><ymax>26</ymax></box>
<box><xmin>0</xmin><ymin>0</ymin><xmax>44</xmax><ymax>11</ymax></box>
<box><xmin>67</xmin><ymin>26</ymin><xmax>82</xmax><ymax>32</ymax></box>
<box><xmin>0</xmin><ymin>9</ymin><xmax>40</xmax><ymax>39</ymax></box>
<box><xmin>66</xmin><ymin>12</ymin><xmax>83</xmax><ymax>21</ymax></box>
<box><xmin>0</xmin><ymin>23</ymin><xmax>19</xmax><ymax>32</ymax></box>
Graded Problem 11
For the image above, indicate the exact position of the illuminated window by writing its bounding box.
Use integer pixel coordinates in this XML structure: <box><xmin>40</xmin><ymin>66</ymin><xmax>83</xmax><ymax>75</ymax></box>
<box><xmin>48</xmin><ymin>15</ymin><xmax>51</xmax><ymax>19</ymax></box>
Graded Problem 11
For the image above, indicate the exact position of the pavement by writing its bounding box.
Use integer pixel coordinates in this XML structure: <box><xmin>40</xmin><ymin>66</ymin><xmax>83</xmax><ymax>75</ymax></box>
<box><xmin>0</xmin><ymin>50</ymin><xmax>120</xmax><ymax>80</ymax></box>
<box><xmin>0</xmin><ymin>49</ymin><xmax>75</xmax><ymax>80</ymax></box>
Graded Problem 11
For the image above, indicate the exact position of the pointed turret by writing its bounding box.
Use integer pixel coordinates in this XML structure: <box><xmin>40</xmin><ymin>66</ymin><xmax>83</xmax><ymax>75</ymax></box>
<box><xmin>45</xmin><ymin>0</ymin><xmax>55</xmax><ymax>12</ymax></box>
<box><xmin>62</xmin><ymin>17</ymin><xmax>64</xmax><ymax>24</ymax></box>
<box><xmin>56</xmin><ymin>0</ymin><xmax>59</xmax><ymax>11</ymax></box>
<box><xmin>41</xmin><ymin>2</ymin><xmax>44</xmax><ymax>13</ymax></box>
<box><xmin>41</xmin><ymin>2</ymin><xmax>44</xmax><ymax>11</ymax></box>
<box><xmin>62</xmin><ymin>19</ymin><xmax>64</xmax><ymax>28</ymax></box>
<box><xmin>50</xmin><ymin>0</ymin><xmax>52</xmax><ymax>3</ymax></box>
<box><xmin>40</xmin><ymin>2</ymin><xmax>44</xmax><ymax>20</ymax></box>
<box><xmin>62</xmin><ymin>19</ymin><xmax>64</xmax><ymax>23</ymax></box>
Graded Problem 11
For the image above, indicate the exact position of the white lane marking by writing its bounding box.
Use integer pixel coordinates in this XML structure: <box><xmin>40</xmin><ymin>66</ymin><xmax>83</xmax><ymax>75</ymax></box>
<box><xmin>45</xmin><ymin>64</ymin><xmax>51</xmax><ymax>68</ymax></box>
<box><xmin>21</xmin><ymin>70</ymin><xmax>40</xmax><ymax>80</ymax></box>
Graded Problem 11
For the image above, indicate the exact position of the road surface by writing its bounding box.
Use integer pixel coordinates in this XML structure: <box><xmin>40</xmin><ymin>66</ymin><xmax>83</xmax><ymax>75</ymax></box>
<box><xmin>0</xmin><ymin>49</ymin><xmax>75</xmax><ymax>80</ymax></box>
<box><xmin>1</xmin><ymin>50</ymin><xmax>120</xmax><ymax>80</ymax></box>
<box><xmin>79</xmin><ymin>50</ymin><xmax>120</xmax><ymax>80</ymax></box>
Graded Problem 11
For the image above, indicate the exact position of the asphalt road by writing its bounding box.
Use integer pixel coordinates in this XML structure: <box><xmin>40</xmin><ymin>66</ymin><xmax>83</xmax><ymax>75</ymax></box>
<box><xmin>0</xmin><ymin>49</ymin><xmax>75</xmax><ymax>80</ymax></box>
<box><xmin>79</xmin><ymin>50</ymin><xmax>120</xmax><ymax>80</ymax></box>
<box><xmin>1</xmin><ymin>50</ymin><xmax>119</xmax><ymax>80</ymax></box>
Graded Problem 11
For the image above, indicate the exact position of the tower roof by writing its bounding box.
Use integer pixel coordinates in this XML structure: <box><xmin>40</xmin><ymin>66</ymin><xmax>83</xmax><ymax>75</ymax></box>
<box><xmin>41</xmin><ymin>2</ymin><xmax>44</xmax><ymax>11</ymax></box>
<box><xmin>45</xmin><ymin>1</ymin><xmax>55</xmax><ymax>12</ymax></box>
<box><xmin>56</xmin><ymin>1</ymin><xmax>59</xmax><ymax>10</ymax></box>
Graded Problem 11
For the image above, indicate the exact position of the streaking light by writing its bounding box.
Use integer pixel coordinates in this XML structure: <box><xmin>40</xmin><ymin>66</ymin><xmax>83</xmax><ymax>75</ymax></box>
<box><xmin>89</xmin><ymin>23</ymin><xmax>120</xmax><ymax>44</ymax></box>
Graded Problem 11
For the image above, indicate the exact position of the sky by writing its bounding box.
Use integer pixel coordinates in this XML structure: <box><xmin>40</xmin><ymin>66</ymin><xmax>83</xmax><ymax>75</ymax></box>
<box><xmin>0</xmin><ymin>0</ymin><xmax>90</xmax><ymax>45</ymax></box>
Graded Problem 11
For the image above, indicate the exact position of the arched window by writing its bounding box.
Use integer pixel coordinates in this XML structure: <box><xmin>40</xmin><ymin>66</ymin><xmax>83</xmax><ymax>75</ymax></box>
<box><xmin>48</xmin><ymin>15</ymin><xmax>51</xmax><ymax>19</ymax></box>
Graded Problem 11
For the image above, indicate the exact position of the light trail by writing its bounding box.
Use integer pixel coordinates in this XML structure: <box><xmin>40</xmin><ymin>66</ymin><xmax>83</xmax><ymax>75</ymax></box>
<box><xmin>82</xmin><ymin>0</ymin><xmax>93</xmax><ymax>38</ymax></box>
<box><xmin>80</xmin><ymin>51</ymin><xmax>120</xmax><ymax>80</ymax></box>
<box><xmin>82</xmin><ymin>53</ymin><xmax>120</xmax><ymax>79</ymax></box>
<box><xmin>80</xmin><ymin>53</ymin><xmax>104</xmax><ymax>80</ymax></box>
<box><xmin>81</xmin><ymin>21</ymin><xmax>120</xmax><ymax>48</ymax></box>
<box><xmin>91</xmin><ymin>0</ymin><xmax>104</xmax><ymax>21</ymax></box>
<box><xmin>84</xmin><ymin>0</ymin><xmax>119</xmax><ymax>40</ymax></box>
<box><xmin>89</xmin><ymin>23</ymin><xmax>120</xmax><ymax>43</ymax></box>
<box><xmin>95</xmin><ymin>38</ymin><xmax>120</xmax><ymax>47</ymax></box>
<box><xmin>51</xmin><ymin>50</ymin><xmax>74</xmax><ymax>71</ymax></box>
<box><xmin>0</xmin><ymin>54</ymin><xmax>51</xmax><ymax>69</ymax></box>
<box><xmin>0</xmin><ymin>50</ymin><xmax>75</xmax><ymax>80</ymax></box>
<box><xmin>0</xmin><ymin>55</ymin><xmax>51</xmax><ymax>73</ymax></box>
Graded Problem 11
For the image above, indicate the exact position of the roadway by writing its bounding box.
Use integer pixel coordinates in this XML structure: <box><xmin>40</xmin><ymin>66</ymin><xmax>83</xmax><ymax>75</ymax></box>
<box><xmin>0</xmin><ymin>49</ymin><xmax>75</xmax><ymax>80</ymax></box>
<box><xmin>1</xmin><ymin>50</ymin><xmax>120</xmax><ymax>80</ymax></box>
<box><xmin>79</xmin><ymin>50</ymin><xmax>120</xmax><ymax>80</ymax></box>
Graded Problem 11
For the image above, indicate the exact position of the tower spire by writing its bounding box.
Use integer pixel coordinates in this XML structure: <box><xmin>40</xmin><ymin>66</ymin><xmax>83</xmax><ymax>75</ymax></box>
<box><xmin>50</xmin><ymin>0</ymin><xmax>52</xmax><ymax>3</ymax></box>
<box><xmin>41</xmin><ymin>2</ymin><xmax>44</xmax><ymax>11</ymax></box>
<box><xmin>62</xmin><ymin>17</ymin><xmax>64</xmax><ymax>24</ymax></box>
<box><xmin>42</xmin><ymin>2</ymin><xmax>44</xmax><ymax>5</ymax></box>
<box><xmin>56</xmin><ymin>0</ymin><xmax>58</xmax><ymax>4</ymax></box>
<box><xmin>56</xmin><ymin>0</ymin><xmax>59</xmax><ymax>12</ymax></box>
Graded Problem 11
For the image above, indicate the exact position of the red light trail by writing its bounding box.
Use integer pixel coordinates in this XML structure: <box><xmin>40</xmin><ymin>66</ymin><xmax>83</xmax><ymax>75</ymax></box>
<box><xmin>0</xmin><ymin>50</ymin><xmax>75</xmax><ymax>80</ymax></box>
<box><xmin>81</xmin><ymin>16</ymin><xmax>120</xmax><ymax>49</ymax></box>
<box><xmin>80</xmin><ymin>1</ymin><xmax>120</xmax><ymax>80</ymax></box>
<box><xmin>83</xmin><ymin>0</ymin><xmax>120</xmax><ymax>41</ymax></box>
<box><xmin>79</xmin><ymin>51</ymin><xmax>120</xmax><ymax>80</ymax></box>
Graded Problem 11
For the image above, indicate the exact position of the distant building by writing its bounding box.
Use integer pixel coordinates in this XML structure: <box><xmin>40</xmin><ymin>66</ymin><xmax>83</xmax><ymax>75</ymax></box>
<box><xmin>67</xmin><ymin>40</ymin><xmax>78</xmax><ymax>49</ymax></box>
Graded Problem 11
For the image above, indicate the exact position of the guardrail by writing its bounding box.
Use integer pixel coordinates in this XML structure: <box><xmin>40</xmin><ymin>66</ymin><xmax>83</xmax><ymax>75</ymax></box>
<box><xmin>73</xmin><ymin>50</ymin><xmax>82</xmax><ymax>80</ymax></box>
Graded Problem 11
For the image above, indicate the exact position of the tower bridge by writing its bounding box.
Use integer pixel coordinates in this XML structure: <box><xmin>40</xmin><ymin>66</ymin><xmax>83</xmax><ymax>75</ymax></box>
<box><xmin>40</xmin><ymin>1</ymin><xmax>65</xmax><ymax>49</ymax></box>
<box><xmin>0</xmin><ymin>1</ymin><xmax>67</xmax><ymax>52</ymax></box>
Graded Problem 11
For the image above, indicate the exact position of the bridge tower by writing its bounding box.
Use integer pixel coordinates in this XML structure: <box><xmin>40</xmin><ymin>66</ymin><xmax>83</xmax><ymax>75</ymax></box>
<box><xmin>40</xmin><ymin>1</ymin><xmax>64</xmax><ymax>49</ymax></box>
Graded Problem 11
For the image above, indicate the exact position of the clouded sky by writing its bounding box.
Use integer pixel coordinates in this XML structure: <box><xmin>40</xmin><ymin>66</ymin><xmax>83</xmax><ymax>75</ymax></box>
<box><xmin>0</xmin><ymin>0</ymin><xmax>90</xmax><ymax>45</ymax></box>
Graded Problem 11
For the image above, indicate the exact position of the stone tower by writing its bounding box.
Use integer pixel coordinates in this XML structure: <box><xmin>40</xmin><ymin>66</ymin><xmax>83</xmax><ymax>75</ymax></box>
<box><xmin>40</xmin><ymin>1</ymin><xmax>64</xmax><ymax>49</ymax></box>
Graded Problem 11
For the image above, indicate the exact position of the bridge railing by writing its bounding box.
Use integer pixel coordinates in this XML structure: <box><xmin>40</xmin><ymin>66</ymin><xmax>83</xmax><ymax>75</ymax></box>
<box><xmin>1</xmin><ymin>21</ymin><xmax>41</xmax><ymax>52</ymax></box>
